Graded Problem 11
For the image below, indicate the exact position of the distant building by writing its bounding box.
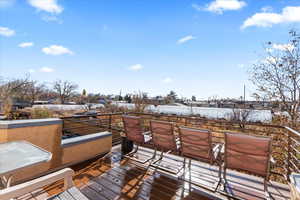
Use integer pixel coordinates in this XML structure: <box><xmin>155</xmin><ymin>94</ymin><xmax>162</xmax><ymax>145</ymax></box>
<box><xmin>0</xmin><ymin>99</ymin><xmax>31</xmax><ymax>110</ymax></box>
<box><xmin>33</xmin><ymin>100</ymin><xmax>50</xmax><ymax>105</ymax></box>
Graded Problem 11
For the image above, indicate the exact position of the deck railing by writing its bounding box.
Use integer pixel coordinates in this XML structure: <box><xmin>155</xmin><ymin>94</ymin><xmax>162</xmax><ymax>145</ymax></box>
<box><xmin>61</xmin><ymin>112</ymin><xmax>300</xmax><ymax>183</ymax></box>
<box><xmin>62</xmin><ymin>113</ymin><xmax>123</xmax><ymax>145</ymax></box>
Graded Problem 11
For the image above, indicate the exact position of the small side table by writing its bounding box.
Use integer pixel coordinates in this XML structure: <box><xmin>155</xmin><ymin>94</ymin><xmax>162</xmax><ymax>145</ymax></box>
<box><xmin>0</xmin><ymin>141</ymin><xmax>52</xmax><ymax>188</ymax></box>
<box><xmin>120</xmin><ymin>133</ymin><xmax>133</xmax><ymax>156</ymax></box>
<box><xmin>290</xmin><ymin>173</ymin><xmax>300</xmax><ymax>200</ymax></box>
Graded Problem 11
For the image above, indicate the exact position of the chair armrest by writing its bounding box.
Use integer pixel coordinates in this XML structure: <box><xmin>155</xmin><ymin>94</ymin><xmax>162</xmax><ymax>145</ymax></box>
<box><xmin>212</xmin><ymin>143</ymin><xmax>223</xmax><ymax>160</ymax></box>
<box><xmin>120</xmin><ymin>132</ymin><xmax>126</xmax><ymax>137</ymax></box>
<box><xmin>0</xmin><ymin>168</ymin><xmax>74</xmax><ymax>200</ymax></box>
<box><xmin>270</xmin><ymin>156</ymin><xmax>276</xmax><ymax>165</ymax></box>
<box><xmin>142</xmin><ymin>131</ymin><xmax>151</xmax><ymax>136</ymax></box>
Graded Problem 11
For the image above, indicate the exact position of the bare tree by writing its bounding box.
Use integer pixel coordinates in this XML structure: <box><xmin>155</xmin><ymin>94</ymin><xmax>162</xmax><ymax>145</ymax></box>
<box><xmin>0</xmin><ymin>77</ymin><xmax>30</xmax><ymax>117</ymax></box>
<box><xmin>132</xmin><ymin>91</ymin><xmax>148</xmax><ymax>112</ymax></box>
<box><xmin>0</xmin><ymin>77</ymin><xmax>30</xmax><ymax>100</ymax></box>
<box><xmin>250</xmin><ymin>30</ymin><xmax>300</xmax><ymax>125</ymax></box>
<box><xmin>53</xmin><ymin>80</ymin><xmax>78</xmax><ymax>104</ymax></box>
<box><xmin>228</xmin><ymin>108</ymin><xmax>252</xmax><ymax>128</ymax></box>
<box><xmin>25</xmin><ymin>81</ymin><xmax>46</xmax><ymax>105</ymax></box>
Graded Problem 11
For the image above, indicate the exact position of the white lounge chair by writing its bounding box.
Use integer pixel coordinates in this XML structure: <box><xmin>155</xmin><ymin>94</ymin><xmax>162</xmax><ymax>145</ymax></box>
<box><xmin>0</xmin><ymin>168</ymin><xmax>89</xmax><ymax>200</ymax></box>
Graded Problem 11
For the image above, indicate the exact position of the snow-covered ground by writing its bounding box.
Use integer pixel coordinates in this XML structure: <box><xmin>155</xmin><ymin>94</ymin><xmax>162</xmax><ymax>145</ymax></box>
<box><xmin>33</xmin><ymin>104</ymin><xmax>88</xmax><ymax>111</ymax></box>
<box><xmin>113</xmin><ymin>102</ymin><xmax>272</xmax><ymax>122</ymax></box>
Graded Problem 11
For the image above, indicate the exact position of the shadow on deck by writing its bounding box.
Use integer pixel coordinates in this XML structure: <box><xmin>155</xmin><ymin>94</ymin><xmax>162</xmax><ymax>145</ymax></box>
<box><xmin>70</xmin><ymin>145</ymin><xmax>290</xmax><ymax>200</ymax></box>
<box><xmin>31</xmin><ymin>145</ymin><xmax>290</xmax><ymax>200</ymax></box>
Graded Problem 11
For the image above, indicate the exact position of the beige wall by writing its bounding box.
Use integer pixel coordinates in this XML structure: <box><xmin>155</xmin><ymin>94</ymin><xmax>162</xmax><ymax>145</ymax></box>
<box><xmin>0</xmin><ymin>121</ymin><xmax>62</xmax><ymax>183</ymax></box>
<box><xmin>0</xmin><ymin>119</ymin><xmax>112</xmax><ymax>184</ymax></box>
<box><xmin>62</xmin><ymin>136</ymin><xmax>112</xmax><ymax>165</ymax></box>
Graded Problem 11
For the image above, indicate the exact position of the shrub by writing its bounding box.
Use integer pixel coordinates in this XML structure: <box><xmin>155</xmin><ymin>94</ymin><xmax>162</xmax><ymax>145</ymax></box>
<box><xmin>30</xmin><ymin>108</ymin><xmax>53</xmax><ymax>119</ymax></box>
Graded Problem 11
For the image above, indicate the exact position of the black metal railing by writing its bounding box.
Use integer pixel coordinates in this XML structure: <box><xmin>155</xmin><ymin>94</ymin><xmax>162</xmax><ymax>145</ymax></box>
<box><xmin>61</xmin><ymin>112</ymin><xmax>300</xmax><ymax>183</ymax></box>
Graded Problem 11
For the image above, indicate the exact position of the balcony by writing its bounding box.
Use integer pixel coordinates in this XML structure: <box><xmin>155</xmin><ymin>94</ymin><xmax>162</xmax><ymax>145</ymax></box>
<box><xmin>0</xmin><ymin>112</ymin><xmax>299</xmax><ymax>199</ymax></box>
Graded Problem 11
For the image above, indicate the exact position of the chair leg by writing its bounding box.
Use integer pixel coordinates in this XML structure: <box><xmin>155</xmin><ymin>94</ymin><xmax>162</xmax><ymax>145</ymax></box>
<box><xmin>183</xmin><ymin>157</ymin><xmax>186</xmax><ymax>175</ymax></box>
<box><xmin>124</xmin><ymin>145</ymin><xmax>154</xmax><ymax>164</ymax></box>
<box><xmin>189</xmin><ymin>159</ymin><xmax>191</xmax><ymax>193</ymax></box>
<box><xmin>152</xmin><ymin>151</ymin><xmax>164</xmax><ymax>165</ymax></box>
<box><xmin>264</xmin><ymin>179</ymin><xmax>271</xmax><ymax>199</ymax></box>
<box><xmin>223</xmin><ymin>168</ymin><xmax>227</xmax><ymax>191</ymax></box>
<box><xmin>214</xmin><ymin>161</ymin><xmax>222</xmax><ymax>192</ymax></box>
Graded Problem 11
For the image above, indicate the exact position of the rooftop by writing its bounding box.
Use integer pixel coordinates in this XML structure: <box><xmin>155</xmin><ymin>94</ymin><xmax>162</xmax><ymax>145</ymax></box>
<box><xmin>0</xmin><ymin>112</ymin><xmax>298</xmax><ymax>200</ymax></box>
<box><xmin>18</xmin><ymin>145</ymin><xmax>290</xmax><ymax>200</ymax></box>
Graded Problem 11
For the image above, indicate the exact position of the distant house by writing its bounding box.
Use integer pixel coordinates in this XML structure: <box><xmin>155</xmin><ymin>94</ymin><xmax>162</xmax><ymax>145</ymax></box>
<box><xmin>0</xmin><ymin>99</ymin><xmax>31</xmax><ymax>110</ymax></box>
<box><xmin>65</xmin><ymin>102</ymin><xmax>77</xmax><ymax>105</ymax></box>
<box><xmin>33</xmin><ymin>100</ymin><xmax>50</xmax><ymax>105</ymax></box>
<box><xmin>99</xmin><ymin>99</ymin><xmax>107</xmax><ymax>105</ymax></box>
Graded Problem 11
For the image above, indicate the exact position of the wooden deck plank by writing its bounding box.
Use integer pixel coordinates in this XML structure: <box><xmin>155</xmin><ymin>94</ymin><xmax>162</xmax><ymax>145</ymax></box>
<box><xmin>80</xmin><ymin>185</ymin><xmax>107</xmax><ymax>200</ymax></box>
<box><xmin>17</xmin><ymin>145</ymin><xmax>290</xmax><ymax>200</ymax></box>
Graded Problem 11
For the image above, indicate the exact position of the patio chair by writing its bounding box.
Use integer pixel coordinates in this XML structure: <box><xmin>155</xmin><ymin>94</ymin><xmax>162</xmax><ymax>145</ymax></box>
<box><xmin>178</xmin><ymin>127</ymin><xmax>223</xmax><ymax>191</ymax></box>
<box><xmin>150</xmin><ymin>120</ymin><xmax>181</xmax><ymax>174</ymax></box>
<box><xmin>222</xmin><ymin>132</ymin><xmax>273</xmax><ymax>199</ymax></box>
<box><xmin>0</xmin><ymin>168</ymin><xmax>88</xmax><ymax>200</ymax></box>
<box><xmin>122</xmin><ymin>115</ymin><xmax>154</xmax><ymax>164</ymax></box>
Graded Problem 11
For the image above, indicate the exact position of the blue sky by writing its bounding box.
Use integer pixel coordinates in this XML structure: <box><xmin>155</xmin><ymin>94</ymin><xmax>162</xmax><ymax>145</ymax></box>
<box><xmin>1</xmin><ymin>0</ymin><xmax>300</xmax><ymax>100</ymax></box>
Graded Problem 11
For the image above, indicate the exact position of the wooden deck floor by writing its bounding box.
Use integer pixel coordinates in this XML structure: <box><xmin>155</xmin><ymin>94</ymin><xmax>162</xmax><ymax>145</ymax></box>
<box><xmin>18</xmin><ymin>145</ymin><xmax>291</xmax><ymax>200</ymax></box>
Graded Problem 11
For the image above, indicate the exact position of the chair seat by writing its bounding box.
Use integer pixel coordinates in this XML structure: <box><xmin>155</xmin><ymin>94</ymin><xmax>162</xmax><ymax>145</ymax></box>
<box><xmin>48</xmin><ymin>187</ymin><xmax>89</xmax><ymax>200</ymax></box>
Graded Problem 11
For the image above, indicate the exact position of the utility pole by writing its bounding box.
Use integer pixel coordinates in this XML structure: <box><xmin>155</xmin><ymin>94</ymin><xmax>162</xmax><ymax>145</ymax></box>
<box><xmin>243</xmin><ymin>84</ymin><xmax>246</xmax><ymax>108</ymax></box>
<box><xmin>243</xmin><ymin>84</ymin><xmax>246</xmax><ymax>102</ymax></box>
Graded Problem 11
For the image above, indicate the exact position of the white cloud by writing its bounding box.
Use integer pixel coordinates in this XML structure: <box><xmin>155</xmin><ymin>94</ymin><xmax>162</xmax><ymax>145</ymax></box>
<box><xmin>42</xmin><ymin>45</ymin><xmax>73</xmax><ymax>55</ymax></box>
<box><xmin>0</xmin><ymin>0</ymin><xmax>15</xmax><ymax>8</ymax></box>
<box><xmin>177</xmin><ymin>35</ymin><xmax>196</xmax><ymax>44</ymax></box>
<box><xmin>28</xmin><ymin>69</ymin><xmax>35</xmax><ymax>73</ymax></box>
<box><xmin>128</xmin><ymin>64</ymin><xmax>143</xmax><ymax>71</ymax></box>
<box><xmin>204</xmin><ymin>0</ymin><xmax>246</xmax><ymax>14</ymax></box>
<box><xmin>41</xmin><ymin>15</ymin><xmax>63</xmax><ymax>24</ymax></box>
<box><xmin>103</xmin><ymin>24</ymin><xmax>108</xmax><ymax>31</ymax></box>
<box><xmin>192</xmin><ymin>4</ymin><xmax>202</xmax><ymax>11</ymax></box>
<box><xmin>238</xmin><ymin>64</ymin><xmax>245</xmax><ymax>68</ymax></box>
<box><xmin>0</xmin><ymin>26</ymin><xmax>15</xmax><ymax>37</ymax></box>
<box><xmin>273</xmin><ymin>43</ymin><xmax>294</xmax><ymax>51</ymax></box>
<box><xmin>261</xmin><ymin>6</ymin><xmax>273</xmax><ymax>13</ymax></box>
<box><xmin>40</xmin><ymin>67</ymin><xmax>54</xmax><ymax>72</ymax></box>
<box><xmin>19</xmin><ymin>42</ymin><xmax>34</xmax><ymax>48</ymax></box>
<box><xmin>263</xmin><ymin>56</ymin><xmax>278</xmax><ymax>64</ymax></box>
<box><xmin>162</xmin><ymin>77</ymin><xmax>173</xmax><ymax>83</ymax></box>
<box><xmin>242</xmin><ymin>6</ymin><xmax>300</xmax><ymax>29</ymax></box>
<box><xmin>27</xmin><ymin>0</ymin><xmax>63</xmax><ymax>14</ymax></box>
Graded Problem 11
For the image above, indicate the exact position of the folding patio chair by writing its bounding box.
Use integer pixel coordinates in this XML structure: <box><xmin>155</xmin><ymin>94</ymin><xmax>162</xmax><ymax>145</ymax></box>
<box><xmin>222</xmin><ymin>132</ymin><xmax>273</xmax><ymax>199</ymax></box>
<box><xmin>150</xmin><ymin>120</ymin><xmax>182</xmax><ymax>174</ymax></box>
<box><xmin>178</xmin><ymin>127</ymin><xmax>223</xmax><ymax>191</ymax></box>
<box><xmin>122</xmin><ymin>115</ymin><xmax>155</xmax><ymax>164</ymax></box>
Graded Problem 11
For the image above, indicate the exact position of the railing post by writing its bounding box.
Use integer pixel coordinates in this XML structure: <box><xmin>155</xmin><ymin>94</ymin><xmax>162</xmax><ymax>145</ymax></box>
<box><xmin>109</xmin><ymin>114</ymin><xmax>112</xmax><ymax>131</ymax></box>
<box><xmin>287</xmin><ymin>130</ymin><xmax>291</xmax><ymax>181</ymax></box>
<box><xmin>62</xmin><ymin>119</ymin><xmax>65</xmax><ymax>135</ymax></box>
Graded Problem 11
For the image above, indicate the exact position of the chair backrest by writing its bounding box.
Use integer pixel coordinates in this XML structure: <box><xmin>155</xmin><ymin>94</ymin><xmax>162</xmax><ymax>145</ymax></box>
<box><xmin>179</xmin><ymin>127</ymin><xmax>213</xmax><ymax>162</ymax></box>
<box><xmin>224</xmin><ymin>133</ymin><xmax>272</xmax><ymax>177</ymax></box>
<box><xmin>150</xmin><ymin>120</ymin><xmax>177</xmax><ymax>151</ymax></box>
<box><xmin>122</xmin><ymin>115</ymin><xmax>144</xmax><ymax>144</ymax></box>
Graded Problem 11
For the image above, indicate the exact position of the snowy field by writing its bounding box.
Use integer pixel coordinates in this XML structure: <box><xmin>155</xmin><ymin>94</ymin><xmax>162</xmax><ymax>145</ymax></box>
<box><xmin>33</xmin><ymin>104</ymin><xmax>88</xmax><ymax>111</ymax></box>
<box><xmin>32</xmin><ymin>103</ymin><xmax>273</xmax><ymax>122</ymax></box>
<box><xmin>113</xmin><ymin>102</ymin><xmax>273</xmax><ymax>122</ymax></box>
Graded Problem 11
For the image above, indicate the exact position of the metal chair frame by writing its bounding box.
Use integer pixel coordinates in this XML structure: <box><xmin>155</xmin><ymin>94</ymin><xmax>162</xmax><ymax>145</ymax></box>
<box><xmin>122</xmin><ymin>115</ymin><xmax>155</xmax><ymax>164</ymax></box>
<box><xmin>178</xmin><ymin>126</ymin><xmax>223</xmax><ymax>192</ymax></box>
<box><xmin>221</xmin><ymin>132</ymin><xmax>273</xmax><ymax>199</ymax></box>
<box><xmin>149</xmin><ymin>120</ymin><xmax>183</xmax><ymax>175</ymax></box>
